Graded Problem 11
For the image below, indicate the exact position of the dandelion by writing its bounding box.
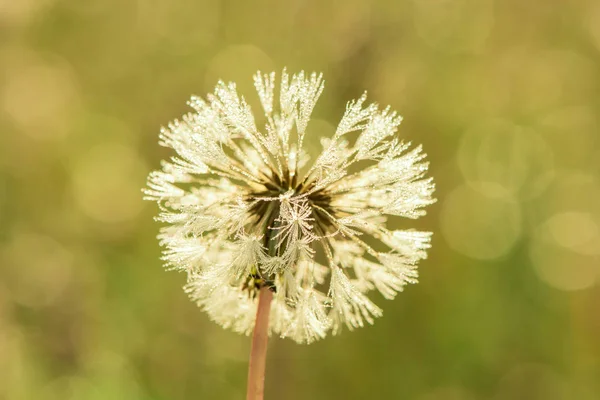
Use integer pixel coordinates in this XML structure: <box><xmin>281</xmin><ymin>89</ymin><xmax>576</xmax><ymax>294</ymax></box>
<box><xmin>144</xmin><ymin>69</ymin><xmax>435</xmax><ymax>399</ymax></box>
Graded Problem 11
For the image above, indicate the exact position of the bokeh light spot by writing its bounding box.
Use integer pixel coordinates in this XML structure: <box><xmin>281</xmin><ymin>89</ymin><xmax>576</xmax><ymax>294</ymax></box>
<box><xmin>519</xmin><ymin>50</ymin><xmax>592</xmax><ymax>112</ymax></box>
<box><xmin>536</xmin><ymin>106</ymin><xmax>598</xmax><ymax>168</ymax></box>
<box><xmin>547</xmin><ymin>212</ymin><xmax>599</xmax><ymax>251</ymax></box>
<box><xmin>1</xmin><ymin>56</ymin><xmax>79</xmax><ymax>141</ymax></box>
<box><xmin>458</xmin><ymin>119</ymin><xmax>554</xmax><ymax>200</ymax></box>
<box><xmin>2</xmin><ymin>233</ymin><xmax>74</xmax><ymax>308</ymax></box>
<box><xmin>586</xmin><ymin>1</ymin><xmax>600</xmax><ymax>54</ymax></box>
<box><xmin>532</xmin><ymin>172</ymin><xmax>600</xmax><ymax>256</ymax></box>
<box><xmin>412</xmin><ymin>0</ymin><xmax>494</xmax><ymax>53</ymax></box>
<box><xmin>441</xmin><ymin>184</ymin><xmax>522</xmax><ymax>260</ymax></box>
<box><xmin>494</xmin><ymin>363</ymin><xmax>569</xmax><ymax>400</ymax></box>
<box><xmin>0</xmin><ymin>0</ymin><xmax>53</xmax><ymax>26</ymax></box>
<box><xmin>530</xmin><ymin>214</ymin><xmax>598</xmax><ymax>292</ymax></box>
<box><xmin>71</xmin><ymin>143</ymin><xmax>146</xmax><ymax>224</ymax></box>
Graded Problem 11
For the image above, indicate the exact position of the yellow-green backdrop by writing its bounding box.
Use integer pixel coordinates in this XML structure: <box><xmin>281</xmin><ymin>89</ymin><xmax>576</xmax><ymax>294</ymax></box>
<box><xmin>1</xmin><ymin>0</ymin><xmax>599</xmax><ymax>399</ymax></box>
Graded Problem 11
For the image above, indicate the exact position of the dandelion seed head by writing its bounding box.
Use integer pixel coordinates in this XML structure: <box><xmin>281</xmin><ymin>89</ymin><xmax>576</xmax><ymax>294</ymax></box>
<box><xmin>144</xmin><ymin>70</ymin><xmax>436</xmax><ymax>343</ymax></box>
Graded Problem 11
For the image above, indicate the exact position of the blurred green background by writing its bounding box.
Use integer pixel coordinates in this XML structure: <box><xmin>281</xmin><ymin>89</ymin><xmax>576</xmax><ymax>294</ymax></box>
<box><xmin>1</xmin><ymin>0</ymin><xmax>600</xmax><ymax>399</ymax></box>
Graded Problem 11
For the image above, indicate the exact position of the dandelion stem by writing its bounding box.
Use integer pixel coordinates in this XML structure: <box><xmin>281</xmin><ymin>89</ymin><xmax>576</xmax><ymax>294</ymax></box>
<box><xmin>246</xmin><ymin>286</ymin><xmax>274</xmax><ymax>400</ymax></box>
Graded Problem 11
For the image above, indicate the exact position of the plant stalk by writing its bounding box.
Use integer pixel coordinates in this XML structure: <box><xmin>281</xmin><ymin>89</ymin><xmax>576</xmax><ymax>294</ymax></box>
<box><xmin>246</xmin><ymin>286</ymin><xmax>274</xmax><ymax>400</ymax></box>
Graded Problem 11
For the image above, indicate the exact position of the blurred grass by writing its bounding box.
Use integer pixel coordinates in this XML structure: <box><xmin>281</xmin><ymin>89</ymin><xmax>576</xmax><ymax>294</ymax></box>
<box><xmin>1</xmin><ymin>0</ymin><xmax>600</xmax><ymax>399</ymax></box>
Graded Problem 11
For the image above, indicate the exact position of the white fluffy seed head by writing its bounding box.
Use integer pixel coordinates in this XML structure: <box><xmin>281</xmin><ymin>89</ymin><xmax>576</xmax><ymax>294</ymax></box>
<box><xmin>144</xmin><ymin>69</ymin><xmax>436</xmax><ymax>344</ymax></box>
